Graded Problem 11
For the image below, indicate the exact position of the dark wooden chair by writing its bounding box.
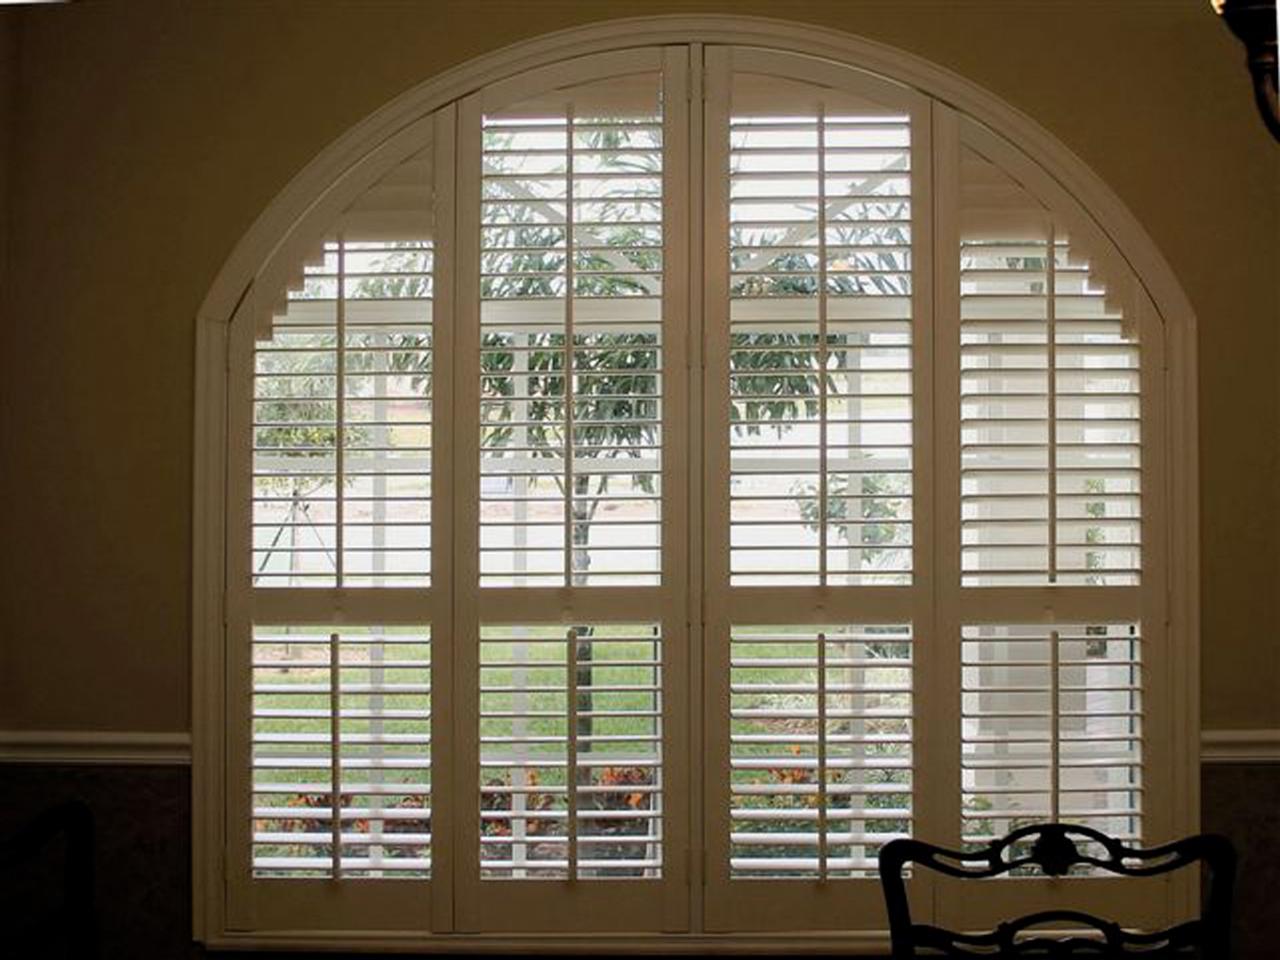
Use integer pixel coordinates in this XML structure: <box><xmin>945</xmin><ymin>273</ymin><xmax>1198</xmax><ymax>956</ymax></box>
<box><xmin>878</xmin><ymin>823</ymin><xmax>1235</xmax><ymax>958</ymax></box>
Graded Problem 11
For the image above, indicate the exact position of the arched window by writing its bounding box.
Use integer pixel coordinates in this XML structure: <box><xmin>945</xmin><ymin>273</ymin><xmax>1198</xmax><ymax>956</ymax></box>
<box><xmin>193</xmin><ymin>21</ymin><xmax>1198</xmax><ymax>951</ymax></box>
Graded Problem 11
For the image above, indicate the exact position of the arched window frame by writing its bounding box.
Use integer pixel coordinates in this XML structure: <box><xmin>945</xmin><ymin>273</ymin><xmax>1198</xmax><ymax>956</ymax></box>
<box><xmin>192</xmin><ymin>16</ymin><xmax>1200</xmax><ymax>952</ymax></box>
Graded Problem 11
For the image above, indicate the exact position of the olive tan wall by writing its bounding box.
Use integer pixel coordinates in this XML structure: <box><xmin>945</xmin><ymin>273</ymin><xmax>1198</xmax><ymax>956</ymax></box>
<box><xmin>0</xmin><ymin>0</ymin><xmax>1276</xmax><ymax>734</ymax></box>
<box><xmin>0</xmin><ymin>17</ymin><xmax>13</xmax><ymax>301</ymax></box>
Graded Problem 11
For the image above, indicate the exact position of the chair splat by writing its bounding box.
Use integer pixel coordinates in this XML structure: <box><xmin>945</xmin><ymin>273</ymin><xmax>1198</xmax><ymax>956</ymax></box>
<box><xmin>878</xmin><ymin>823</ymin><xmax>1235</xmax><ymax>958</ymax></box>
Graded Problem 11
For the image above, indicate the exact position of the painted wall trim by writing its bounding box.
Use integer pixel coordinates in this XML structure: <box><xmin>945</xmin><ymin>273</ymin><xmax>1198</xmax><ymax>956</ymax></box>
<box><xmin>1200</xmin><ymin>728</ymin><xmax>1280</xmax><ymax>764</ymax></box>
<box><xmin>202</xmin><ymin>931</ymin><xmax>895</xmax><ymax>954</ymax></box>
<box><xmin>0</xmin><ymin>730</ymin><xmax>194</xmax><ymax>765</ymax></box>
<box><xmin>3</xmin><ymin>729</ymin><xmax>1276</xmax><ymax>766</ymax></box>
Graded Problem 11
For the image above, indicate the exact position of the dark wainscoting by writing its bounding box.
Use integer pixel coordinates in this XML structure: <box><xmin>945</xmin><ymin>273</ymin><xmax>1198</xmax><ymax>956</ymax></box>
<box><xmin>1201</xmin><ymin>762</ymin><xmax>1280</xmax><ymax>960</ymax></box>
<box><xmin>1</xmin><ymin>761</ymin><xmax>1276</xmax><ymax>958</ymax></box>
<box><xmin>0</xmin><ymin>762</ymin><xmax>191</xmax><ymax>958</ymax></box>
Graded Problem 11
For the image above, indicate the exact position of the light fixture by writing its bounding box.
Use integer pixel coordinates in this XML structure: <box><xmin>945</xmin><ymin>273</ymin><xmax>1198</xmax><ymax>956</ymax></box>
<box><xmin>1211</xmin><ymin>0</ymin><xmax>1280</xmax><ymax>141</ymax></box>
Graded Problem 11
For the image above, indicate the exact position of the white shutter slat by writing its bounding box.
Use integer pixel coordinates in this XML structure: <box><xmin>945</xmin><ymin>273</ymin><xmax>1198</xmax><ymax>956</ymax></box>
<box><xmin>251</xmin><ymin>627</ymin><xmax>431</xmax><ymax>880</ymax></box>
<box><xmin>728</xmin><ymin>624</ymin><xmax>912</xmax><ymax>880</ymax></box>
<box><xmin>478</xmin><ymin>623</ymin><xmax>663</xmax><ymax>881</ymax></box>
<box><xmin>960</xmin><ymin>623</ymin><xmax>1142</xmax><ymax>869</ymax></box>
<box><xmin>728</xmin><ymin>108</ymin><xmax>914</xmax><ymax>587</ymax></box>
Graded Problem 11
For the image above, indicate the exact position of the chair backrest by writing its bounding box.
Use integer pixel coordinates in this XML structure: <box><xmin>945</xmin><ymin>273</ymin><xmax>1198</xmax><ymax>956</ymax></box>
<box><xmin>878</xmin><ymin>823</ymin><xmax>1235</xmax><ymax>959</ymax></box>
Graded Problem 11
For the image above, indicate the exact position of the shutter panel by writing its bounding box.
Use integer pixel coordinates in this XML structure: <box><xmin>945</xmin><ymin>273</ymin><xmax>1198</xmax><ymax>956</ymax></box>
<box><xmin>958</xmin><ymin>146</ymin><xmax>1141</xmax><ymax>587</ymax></box>
<box><xmin>934</xmin><ymin>115</ymin><xmax>1167</xmax><ymax>930</ymax></box>
<box><xmin>478</xmin><ymin>73</ymin><xmax>664</xmax><ymax>587</ymax></box>
<box><xmin>228</xmin><ymin>111</ymin><xmax>455</xmax><ymax>934</ymax></box>
<box><xmin>729</xmin><ymin>624</ymin><xmax>912</xmax><ymax>878</ymax></box>
<box><xmin>703</xmin><ymin>46</ymin><xmax>931</xmax><ymax>934</ymax></box>
<box><xmin>961</xmin><ymin>623</ymin><xmax>1142</xmax><ymax>853</ymax></box>
<box><xmin>453</xmin><ymin>47</ymin><xmax>689</xmax><ymax>934</ymax></box>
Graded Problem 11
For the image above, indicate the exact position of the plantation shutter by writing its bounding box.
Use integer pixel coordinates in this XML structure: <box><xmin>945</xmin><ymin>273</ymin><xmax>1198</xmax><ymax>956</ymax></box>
<box><xmin>931</xmin><ymin>113</ymin><xmax>1169</xmax><ymax>930</ymax></box>
<box><xmin>702</xmin><ymin>46</ymin><xmax>933</xmax><ymax>933</ymax></box>
<box><xmin>225</xmin><ymin>108</ymin><xmax>456</xmax><ymax>933</ymax></box>
<box><xmin>955</xmin><ymin>145</ymin><xmax>1141</xmax><ymax>588</ymax></box>
<box><xmin>452</xmin><ymin>46</ymin><xmax>690</xmax><ymax>933</ymax></box>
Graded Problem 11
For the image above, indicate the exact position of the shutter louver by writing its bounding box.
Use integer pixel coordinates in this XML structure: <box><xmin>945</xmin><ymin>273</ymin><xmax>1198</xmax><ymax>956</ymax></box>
<box><xmin>729</xmin><ymin>624</ymin><xmax>912</xmax><ymax>878</ymax></box>
<box><xmin>252</xmin><ymin>626</ymin><xmax>432</xmax><ymax>878</ymax></box>
<box><xmin>253</xmin><ymin>151</ymin><xmax>434</xmax><ymax>587</ymax></box>
<box><xmin>728</xmin><ymin>81</ymin><xmax>913</xmax><ymax>586</ymax></box>
<box><xmin>959</xmin><ymin>148</ymin><xmax>1140</xmax><ymax>587</ymax></box>
<box><xmin>479</xmin><ymin>75</ymin><xmax>664</xmax><ymax>587</ymax></box>
<box><xmin>479</xmin><ymin>623</ymin><xmax>663</xmax><ymax>879</ymax></box>
<box><xmin>961</xmin><ymin>622</ymin><xmax>1143</xmax><ymax>864</ymax></box>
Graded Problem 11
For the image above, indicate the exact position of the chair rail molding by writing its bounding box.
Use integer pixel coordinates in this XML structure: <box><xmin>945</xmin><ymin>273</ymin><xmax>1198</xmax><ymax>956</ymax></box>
<box><xmin>1200</xmin><ymin>728</ymin><xmax>1280</xmax><ymax>764</ymax></box>
<box><xmin>0</xmin><ymin>730</ymin><xmax>194</xmax><ymax>765</ymax></box>
<box><xmin>3</xmin><ymin>728</ymin><xmax>1275</xmax><ymax>766</ymax></box>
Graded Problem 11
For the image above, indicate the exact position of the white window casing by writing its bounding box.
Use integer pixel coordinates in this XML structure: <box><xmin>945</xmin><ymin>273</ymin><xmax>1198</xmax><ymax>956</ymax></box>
<box><xmin>192</xmin><ymin>17</ymin><xmax>1198</xmax><ymax>952</ymax></box>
